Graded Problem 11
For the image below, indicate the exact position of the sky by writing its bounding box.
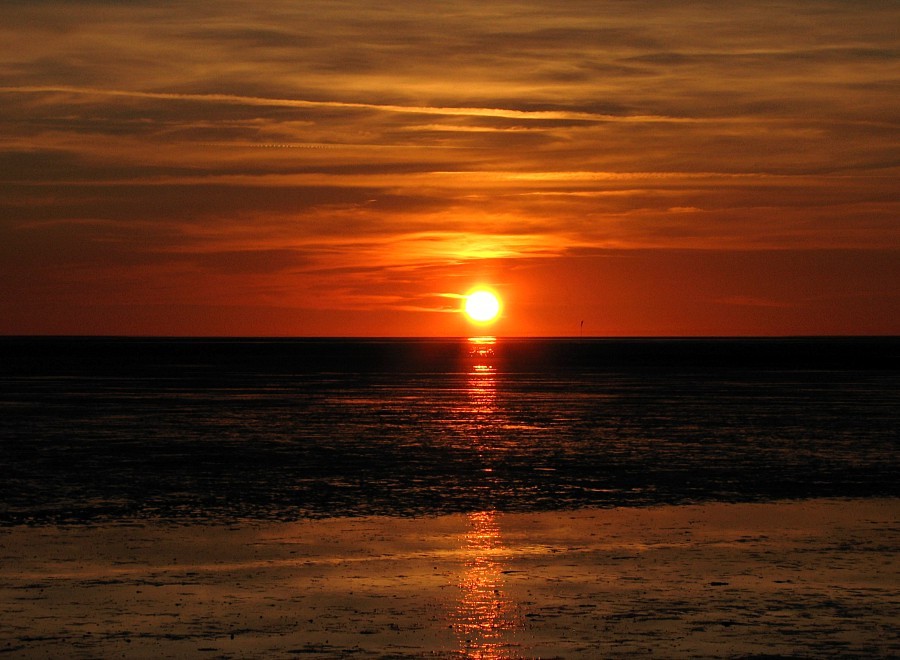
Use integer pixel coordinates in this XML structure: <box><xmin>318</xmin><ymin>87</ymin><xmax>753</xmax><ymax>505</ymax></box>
<box><xmin>1</xmin><ymin>0</ymin><xmax>898</xmax><ymax>336</ymax></box>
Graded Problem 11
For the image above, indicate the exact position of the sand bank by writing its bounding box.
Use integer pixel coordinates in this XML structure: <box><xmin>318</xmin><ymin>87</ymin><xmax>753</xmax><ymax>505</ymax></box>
<box><xmin>1</xmin><ymin>499</ymin><xmax>897</xmax><ymax>658</ymax></box>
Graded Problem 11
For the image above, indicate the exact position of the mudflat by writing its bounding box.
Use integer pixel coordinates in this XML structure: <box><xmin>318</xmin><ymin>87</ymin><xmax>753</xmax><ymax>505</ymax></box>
<box><xmin>1</xmin><ymin>499</ymin><xmax>897</xmax><ymax>658</ymax></box>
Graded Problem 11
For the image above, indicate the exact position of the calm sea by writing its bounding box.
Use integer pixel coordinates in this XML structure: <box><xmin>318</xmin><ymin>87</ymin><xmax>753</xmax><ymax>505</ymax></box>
<box><xmin>1</xmin><ymin>337</ymin><xmax>898</xmax><ymax>525</ymax></box>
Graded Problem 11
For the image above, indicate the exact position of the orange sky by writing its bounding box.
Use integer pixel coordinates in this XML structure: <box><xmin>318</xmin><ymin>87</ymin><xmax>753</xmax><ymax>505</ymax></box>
<box><xmin>1</xmin><ymin>1</ymin><xmax>898</xmax><ymax>336</ymax></box>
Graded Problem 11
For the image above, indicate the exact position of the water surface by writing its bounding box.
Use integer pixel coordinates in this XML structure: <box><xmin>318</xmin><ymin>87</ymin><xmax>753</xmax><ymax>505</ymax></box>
<box><xmin>1</xmin><ymin>337</ymin><xmax>897</xmax><ymax>524</ymax></box>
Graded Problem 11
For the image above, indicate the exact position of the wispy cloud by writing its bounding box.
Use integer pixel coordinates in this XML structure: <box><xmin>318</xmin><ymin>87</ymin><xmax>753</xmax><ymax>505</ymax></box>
<box><xmin>1</xmin><ymin>85</ymin><xmax>701</xmax><ymax>124</ymax></box>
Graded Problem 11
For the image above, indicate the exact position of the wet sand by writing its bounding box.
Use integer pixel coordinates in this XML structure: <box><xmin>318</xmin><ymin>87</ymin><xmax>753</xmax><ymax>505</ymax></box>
<box><xmin>1</xmin><ymin>499</ymin><xmax>897</xmax><ymax>658</ymax></box>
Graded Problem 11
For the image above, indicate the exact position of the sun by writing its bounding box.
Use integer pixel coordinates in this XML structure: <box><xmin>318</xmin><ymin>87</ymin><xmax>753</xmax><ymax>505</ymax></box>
<box><xmin>464</xmin><ymin>289</ymin><xmax>501</xmax><ymax>323</ymax></box>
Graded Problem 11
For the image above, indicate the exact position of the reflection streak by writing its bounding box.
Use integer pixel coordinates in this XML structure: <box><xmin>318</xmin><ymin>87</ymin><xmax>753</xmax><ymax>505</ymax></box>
<box><xmin>466</xmin><ymin>336</ymin><xmax>498</xmax><ymax>417</ymax></box>
<box><xmin>452</xmin><ymin>337</ymin><xmax>525</xmax><ymax>658</ymax></box>
<box><xmin>454</xmin><ymin>511</ymin><xmax>524</xmax><ymax>659</ymax></box>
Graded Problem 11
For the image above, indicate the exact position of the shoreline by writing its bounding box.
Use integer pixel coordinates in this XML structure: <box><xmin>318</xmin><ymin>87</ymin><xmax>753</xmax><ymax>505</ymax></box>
<box><xmin>2</xmin><ymin>498</ymin><xmax>898</xmax><ymax>658</ymax></box>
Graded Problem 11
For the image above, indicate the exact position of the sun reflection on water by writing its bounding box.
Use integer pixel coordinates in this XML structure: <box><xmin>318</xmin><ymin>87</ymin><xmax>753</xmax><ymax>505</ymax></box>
<box><xmin>466</xmin><ymin>336</ymin><xmax>498</xmax><ymax>416</ymax></box>
<box><xmin>467</xmin><ymin>367</ymin><xmax>496</xmax><ymax>415</ymax></box>
<box><xmin>452</xmin><ymin>338</ymin><xmax>525</xmax><ymax>658</ymax></box>
<box><xmin>453</xmin><ymin>510</ymin><xmax>524</xmax><ymax>659</ymax></box>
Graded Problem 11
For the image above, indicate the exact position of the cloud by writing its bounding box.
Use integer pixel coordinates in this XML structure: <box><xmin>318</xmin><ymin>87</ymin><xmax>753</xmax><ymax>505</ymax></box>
<box><xmin>1</xmin><ymin>0</ymin><xmax>898</xmax><ymax>332</ymax></box>
<box><xmin>0</xmin><ymin>85</ymin><xmax>702</xmax><ymax>124</ymax></box>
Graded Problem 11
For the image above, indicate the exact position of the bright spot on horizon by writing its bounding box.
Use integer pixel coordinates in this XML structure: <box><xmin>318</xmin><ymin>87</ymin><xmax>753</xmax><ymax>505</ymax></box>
<box><xmin>464</xmin><ymin>289</ymin><xmax>501</xmax><ymax>324</ymax></box>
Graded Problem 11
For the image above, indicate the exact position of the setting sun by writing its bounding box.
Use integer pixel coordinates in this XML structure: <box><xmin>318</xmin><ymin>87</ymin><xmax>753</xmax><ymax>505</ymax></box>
<box><xmin>464</xmin><ymin>289</ymin><xmax>501</xmax><ymax>323</ymax></box>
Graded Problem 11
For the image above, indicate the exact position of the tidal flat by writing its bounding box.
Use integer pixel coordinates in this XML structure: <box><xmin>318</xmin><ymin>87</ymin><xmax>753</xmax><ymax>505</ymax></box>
<box><xmin>1</xmin><ymin>499</ymin><xmax>897</xmax><ymax>658</ymax></box>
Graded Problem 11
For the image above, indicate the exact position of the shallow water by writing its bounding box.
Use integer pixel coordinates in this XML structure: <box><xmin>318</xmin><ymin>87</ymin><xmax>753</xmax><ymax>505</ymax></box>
<box><xmin>2</xmin><ymin>501</ymin><xmax>898</xmax><ymax>658</ymax></box>
<box><xmin>1</xmin><ymin>337</ymin><xmax>898</xmax><ymax>524</ymax></box>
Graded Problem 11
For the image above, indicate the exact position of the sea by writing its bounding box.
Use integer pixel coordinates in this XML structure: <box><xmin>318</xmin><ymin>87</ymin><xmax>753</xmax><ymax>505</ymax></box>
<box><xmin>1</xmin><ymin>337</ymin><xmax>898</xmax><ymax>525</ymax></box>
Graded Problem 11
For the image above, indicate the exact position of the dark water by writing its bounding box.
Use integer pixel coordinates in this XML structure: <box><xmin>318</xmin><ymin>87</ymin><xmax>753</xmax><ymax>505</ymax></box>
<box><xmin>1</xmin><ymin>337</ymin><xmax>898</xmax><ymax>525</ymax></box>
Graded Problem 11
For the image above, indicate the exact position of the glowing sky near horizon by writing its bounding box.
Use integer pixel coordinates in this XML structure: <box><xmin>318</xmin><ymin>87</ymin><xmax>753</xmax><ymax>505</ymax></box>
<box><xmin>1</xmin><ymin>1</ymin><xmax>897</xmax><ymax>336</ymax></box>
